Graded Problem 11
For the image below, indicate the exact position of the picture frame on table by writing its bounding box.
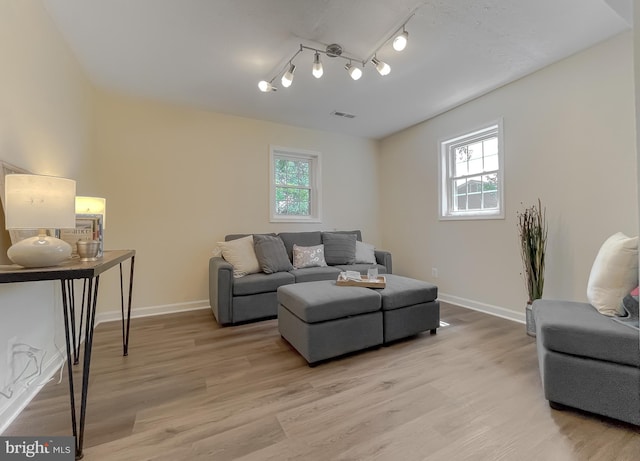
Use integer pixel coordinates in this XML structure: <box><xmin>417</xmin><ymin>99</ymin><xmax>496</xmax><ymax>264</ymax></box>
<box><xmin>60</xmin><ymin>214</ymin><xmax>104</xmax><ymax>258</ymax></box>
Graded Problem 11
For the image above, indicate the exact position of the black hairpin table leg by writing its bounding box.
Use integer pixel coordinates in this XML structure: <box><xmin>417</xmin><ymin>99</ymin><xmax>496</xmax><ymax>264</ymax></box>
<box><xmin>119</xmin><ymin>255</ymin><xmax>135</xmax><ymax>356</ymax></box>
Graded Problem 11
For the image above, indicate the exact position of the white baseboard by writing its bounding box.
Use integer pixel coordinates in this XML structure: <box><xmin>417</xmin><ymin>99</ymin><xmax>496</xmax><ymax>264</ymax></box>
<box><xmin>0</xmin><ymin>351</ymin><xmax>66</xmax><ymax>434</ymax></box>
<box><xmin>439</xmin><ymin>292</ymin><xmax>525</xmax><ymax>324</ymax></box>
<box><xmin>95</xmin><ymin>299</ymin><xmax>211</xmax><ymax>325</ymax></box>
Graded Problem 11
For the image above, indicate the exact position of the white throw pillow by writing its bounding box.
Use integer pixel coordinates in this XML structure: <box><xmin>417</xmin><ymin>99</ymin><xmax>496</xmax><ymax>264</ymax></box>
<box><xmin>217</xmin><ymin>235</ymin><xmax>261</xmax><ymax>278</ymax></box>
<box><xmin>587</xmin><ymin>232</ymin><xmax>639</xmax><ymax>316</ymax></box>
<box><xmin>355</xmin><ymin>241</ymin><xmax>376</xmax><ymax>264</ymax></box>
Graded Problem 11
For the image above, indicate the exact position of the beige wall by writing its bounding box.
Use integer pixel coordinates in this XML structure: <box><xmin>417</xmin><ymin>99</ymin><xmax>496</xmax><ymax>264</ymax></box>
<box><xmin>92</xmin><ymin>90</ymin><xmax>380</xmax><ymax>314</ymax></box>
<box><xmin>0</xmin><ymin>0</ymin><xmax>94</xmax><ymax>430</ymax></box>
<box><xmin>379</xmin><ymin>32</ymin><xmax>638</xmax><ymax>319</ymax></box>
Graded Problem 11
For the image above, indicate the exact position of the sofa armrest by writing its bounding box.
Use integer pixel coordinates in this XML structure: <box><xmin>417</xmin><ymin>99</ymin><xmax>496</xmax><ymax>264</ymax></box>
<box><xmin>375</xmin><ymin>250</ymin><xmax>392</xmax><ymax>274</ymax></box>
<box><xmin>209</xmin><ymin>257</ymin><xmax>234</xmax><ymax>325</ymax></box>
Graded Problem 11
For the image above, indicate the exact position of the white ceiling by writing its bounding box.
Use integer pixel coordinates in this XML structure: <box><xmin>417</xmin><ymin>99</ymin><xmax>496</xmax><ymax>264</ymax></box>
<box><xmin>41</xmin><ymin>0</ymin><xmax>631</xmax><ymax>140</ymax></box>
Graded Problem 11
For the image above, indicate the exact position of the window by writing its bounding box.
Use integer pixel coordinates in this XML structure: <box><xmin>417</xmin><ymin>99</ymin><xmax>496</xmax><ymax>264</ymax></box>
<box><xmin>270</xmin><ymin>146</ymin><xmax>321</xmax><ymax>222</ymax></box>
<box><xmin>439</xmin><ymin>119</ymin><xmax>504</xmax><ymax>220</ymax></box>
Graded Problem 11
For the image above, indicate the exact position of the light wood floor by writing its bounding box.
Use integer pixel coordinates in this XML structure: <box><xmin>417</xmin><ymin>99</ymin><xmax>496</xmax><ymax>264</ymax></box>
<box><xmin>6</xmin><ymin>304</ymin><xmax>640</xmax><ymax>460</ymax></box>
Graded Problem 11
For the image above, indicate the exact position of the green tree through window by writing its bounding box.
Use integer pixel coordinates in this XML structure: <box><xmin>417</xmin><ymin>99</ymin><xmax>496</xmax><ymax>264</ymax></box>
<box><xmin>270</xmin><ymin>147</ymin><xmax>321</xmax><ymax>222</ymax></box>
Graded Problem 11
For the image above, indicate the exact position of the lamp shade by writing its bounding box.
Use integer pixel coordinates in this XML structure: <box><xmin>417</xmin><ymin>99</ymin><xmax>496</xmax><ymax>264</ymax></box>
<box><xmin>5</xmin><ymin>174</ymin><xmax>76</xmax><ymax>230</ymax></box>
<box><xmin>4</xmin><ymin>174</ymin><xmax>76</xmax><ymax>267</ymax></box>
<box><xmin>76</xmin><ymin>196</ymin><xmax>106</xmax><ymax>229</ymax></box>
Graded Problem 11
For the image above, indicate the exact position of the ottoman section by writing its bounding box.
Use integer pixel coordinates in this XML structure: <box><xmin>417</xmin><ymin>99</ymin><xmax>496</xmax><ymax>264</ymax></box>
<box><xmin>277</xmin><ymin>281</ymin><xmax>383</xmax><ymax>365</ymax></box>
<box><xmin>379</xmin><ymin>274</ymin><xmax>440</xmax><ymax>343</ymax></box>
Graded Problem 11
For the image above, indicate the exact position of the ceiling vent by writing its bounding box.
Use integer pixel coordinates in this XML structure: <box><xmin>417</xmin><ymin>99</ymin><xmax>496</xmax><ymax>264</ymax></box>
<box><xmin>331</xmin><ymin>111</ymin><xmax>356</xmax><ymax>119</ymax></box>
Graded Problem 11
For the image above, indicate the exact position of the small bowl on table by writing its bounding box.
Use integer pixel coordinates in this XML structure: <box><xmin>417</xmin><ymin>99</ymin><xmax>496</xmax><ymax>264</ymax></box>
<box><xmin>77</xmin><ymin>240</ymin><xmax>100</xmax><ymax>261</ymax></box>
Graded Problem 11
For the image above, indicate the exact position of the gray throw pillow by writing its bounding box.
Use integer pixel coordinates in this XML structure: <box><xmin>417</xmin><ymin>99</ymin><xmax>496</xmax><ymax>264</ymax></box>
<box><xmin>253</xmin><ymin>234</ymin><xmax>293</xmax><ymax>274</ymax></box>
<box><xmin>322</xmin><ymin>232</ymin><xmax>356</xmax><ymax>265</ymax></box>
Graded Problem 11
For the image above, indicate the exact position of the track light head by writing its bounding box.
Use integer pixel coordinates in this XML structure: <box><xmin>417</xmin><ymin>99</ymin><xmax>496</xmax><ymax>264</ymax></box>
<box><xmin>345</xmin><ymin>63</ymin><xmax>362</xmax><ymax>80</ymax></box>
<box><xmin>372</xmin><ymin>57</ymin><xmax>391</xmax><ymax>76</ymax></box>
<box><xmin>312</xmin><ymin>52</ymin><xmax>323</xmax><ymax>78</ymax></box>
<box><xmin>393</xmin><ymin>29</ymin><xmax>408</xmax><ymax>51</ymax></box>
<box><xmin>258</xmin><ymin>80</ymin><xmax>275</xmax><ymax>92</ymax></box>
<box><xmin>281</xmin><ymin>63</ymin><xmax>296</xmax><ymax>88</ymax></box>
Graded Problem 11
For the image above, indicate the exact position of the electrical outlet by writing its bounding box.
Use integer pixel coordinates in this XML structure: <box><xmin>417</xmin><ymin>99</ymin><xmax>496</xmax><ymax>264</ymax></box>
<box><xmin>432</xmin><ymin>268</ymin><xmax>439</xmax><ymax>278</ymax></box>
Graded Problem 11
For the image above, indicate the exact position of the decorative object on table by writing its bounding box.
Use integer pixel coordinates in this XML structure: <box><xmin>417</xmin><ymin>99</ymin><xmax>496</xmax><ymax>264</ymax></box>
<box><xmin>76</xmin><ymin>240</ymin><xmax>100</xmax><ymax>261</ymax></box>
<box><xmin>60</xmin><ymin>215</ymin><xmax>103</xmax><ymax>257</ymax></box>
<box><xmin>4</xmin><ymin>174</ymin><xmax>76</xmax><ymax>268</ymax></box>
<box><xmin>517</xmin><ymin>199</ymin><xmax>547</xmax><ymax>336</ymax></box>
<box><xmin>337</xmin><ymin>271</ymin><xmax>386</xmax><ymax>288</ymax></box>
<box><xmin>75</xmin><ymin>196</ymin><xmax>106</xmax><ymax>257</ymax></box>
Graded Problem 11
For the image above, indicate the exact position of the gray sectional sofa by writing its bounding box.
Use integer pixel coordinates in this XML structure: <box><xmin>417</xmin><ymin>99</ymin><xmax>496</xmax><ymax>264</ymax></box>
<box><xmin>209</xmin><ymin>230</ymin><xmax>392</xmax><ymax>325</ymax></box>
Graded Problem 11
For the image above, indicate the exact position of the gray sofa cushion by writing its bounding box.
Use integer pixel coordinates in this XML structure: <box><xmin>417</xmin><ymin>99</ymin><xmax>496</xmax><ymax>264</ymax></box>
<box><xmin>278</xmin><ymin>281</ymin><xmax>381</xmax><ymax>323</ymax></box>
<box><xmin>290</xmin><ymin>266</ymin><xmax>341</xmax><ymax>283</ymax></box>
<box><xmin>533</xmin><ymin>299</ymin><xmax>640</xmax><ymax>367</ymax></box>
<box><xmin>253</xmin><ymin>234</ymin><xmax>293</xmax><ymax>273</ymax></box>
<box><xmin>324</xmin><ymin>230</ymin><xmax>362</xmax><ymax>241</ymax></box>
<box><xmin>233</xmin><ymin>271</ymin><xmax>295</xmax><ymax>296</ymax></box>
<box><xmin>322</xmin><ymin>232</ymin><xmax>356</xmax><ymax>265</ymax></box>
<box><xmin>378</xmin><ymin>274</ymin><xmax>438</xmax><ymax>310</ymax></box>
<box><xmin>278</xmin><ymin>231</ymin><xmax>322</xmax><ymax>262</ymax></box>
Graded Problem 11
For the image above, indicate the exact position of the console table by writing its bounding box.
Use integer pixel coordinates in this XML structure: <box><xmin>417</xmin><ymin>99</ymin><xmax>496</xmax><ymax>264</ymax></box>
<box><xmin>0</xmin><ymin>250</ymin><xmax>136</xmax><ymax>459</ymax></box>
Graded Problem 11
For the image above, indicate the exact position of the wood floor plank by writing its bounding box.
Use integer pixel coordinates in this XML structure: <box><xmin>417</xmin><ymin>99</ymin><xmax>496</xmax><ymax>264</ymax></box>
<box><xmin>5</xmin><ymin>304</ymin><xmax>639</xmax><ymax>460</ymax></box>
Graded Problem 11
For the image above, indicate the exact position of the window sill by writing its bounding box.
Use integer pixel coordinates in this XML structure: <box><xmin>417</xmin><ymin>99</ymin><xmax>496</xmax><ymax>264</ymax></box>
<box><xmin>439</xmin><ymin>211</ymin><xmax>505</xmax><ymax>221</ymax></box>
<box><xmin>269</xmin><ymin>216</ymin><xmax>322</xmax><ymax>224</ymax></box>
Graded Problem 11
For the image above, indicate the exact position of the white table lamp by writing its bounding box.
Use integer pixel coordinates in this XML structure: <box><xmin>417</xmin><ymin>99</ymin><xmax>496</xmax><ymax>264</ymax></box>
<box><xmin>5</xmin><ymin>174</ymin><xmax>76</xmax><ymax>268</ymax></box>
<box><xmin>75</xmin><ymin>196</ymin><xmax>106</xmax><ymax>229</ymax></box>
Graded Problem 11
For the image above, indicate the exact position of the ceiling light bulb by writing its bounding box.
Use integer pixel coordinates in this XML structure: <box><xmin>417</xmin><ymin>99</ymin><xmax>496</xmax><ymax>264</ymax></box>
<box><xmin>258</xmin><ymin>80</ymin><xmax>273</xmax><ymax>92</ymax></box>
<box><xmin>345</xmin><ymin>63</ymin><xmax>362</xmax><ymax>81</ymax></box>
<box><xmin>312</xmin><ymin>52</ymin><xmax>323</xmax><ymax>78</ymax></box>
<box><xmin>282</xmin><ymin>63</ymin><xmax>296</xmax><ymax>88</ymax></box>
<box><xmin>372</xmin><ymin>57</ymin><xmax>391</xmax><ymax>76</ymax></box>
<box><xmin>393</xmin><ymin>30</ymin><xmax>408</xmax><ymax>51</ymax></box>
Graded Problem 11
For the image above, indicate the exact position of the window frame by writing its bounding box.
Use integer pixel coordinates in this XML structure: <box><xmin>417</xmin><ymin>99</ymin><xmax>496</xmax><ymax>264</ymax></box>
<box><xmin>438</xmin><ymin>118</ymin><xmax>505</xmax><ymax>221</ymax></box>
<box><xmin>269</xmin><ymin>146</ymin><xmax>322</xmax><ymax>223</ymax></box>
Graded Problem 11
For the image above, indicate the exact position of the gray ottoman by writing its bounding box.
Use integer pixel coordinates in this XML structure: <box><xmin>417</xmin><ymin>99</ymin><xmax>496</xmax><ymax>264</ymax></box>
<box><xmin>533</xmin><ymin>300</ymin><xmax>640</xmax><ymax>425</ymax></box>
<box><xmin>277</xmin><ymin>276</ymin><xmax>440</xmax><ymax>365</ymax></box>
<box><xmin>278</xmin><ymin>282</ymin><xmax>383</xmax><ymax>365</ymax></box>
<box><xmin>379</xmin><ymin>274</ymin><xmax>440</xmax><ymax>343</ymax></box>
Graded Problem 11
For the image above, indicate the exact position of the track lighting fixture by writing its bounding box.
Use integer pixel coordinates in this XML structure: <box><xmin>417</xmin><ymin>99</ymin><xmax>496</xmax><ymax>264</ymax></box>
<box><xmin>345</xmin><ymin>62</ymin><xmax>362</xmax><ymax>80</ymax></box>
<box><xmin>256</xmin><ymin>10</ymin><xmax>417</xmax><ymax>92</ymax></box>
<box><xmin>393</xmin><ymin>28</ymin><xmax>409</xmax><ymax>51</ymax></box>
<box><xmin>281</xmin><ymin>63</ymin><xmax>296</xmax><ymax>87</ymax></box>
<box><xmin>371</xmin><ymin>57</ymin><xmax>391</xmax><ymax>76</ymax></box>
<box><xmin>312</xmin><ymin>51</ymin><xmax>323</xmax><ymax>78</ymax></box>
